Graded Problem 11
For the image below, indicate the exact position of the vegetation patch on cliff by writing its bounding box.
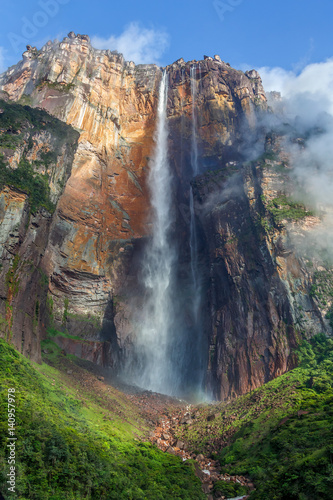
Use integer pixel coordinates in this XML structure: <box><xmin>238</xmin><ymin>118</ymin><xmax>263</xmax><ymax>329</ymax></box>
<box><xmin>0</xmin><ymin>157</ymin><xmax>55</xmax><ymax>213</ymax></box>
<box><xmin>266</xmin><ymin>195</ymin><xmax>314</xmax><ymax>225</ymax></box>
<box><xmin>0</xmin><ymin>98</ymin><xmax>78</xmax><ymax>213</ymax></box>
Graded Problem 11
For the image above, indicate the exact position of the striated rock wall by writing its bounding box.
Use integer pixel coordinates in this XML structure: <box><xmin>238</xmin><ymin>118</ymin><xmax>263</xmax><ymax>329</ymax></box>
<box><xmin>0</xmin><ymin>36</ymin><xmax>267</xmax><ymax>367</ymax></box>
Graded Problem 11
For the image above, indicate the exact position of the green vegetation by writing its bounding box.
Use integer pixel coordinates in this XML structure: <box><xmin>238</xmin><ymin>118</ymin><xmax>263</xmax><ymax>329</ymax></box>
<box><xmin>0</xmin><ymin>339</ymin><xmax>205</xmax><ymax>499</ymax></box>
<box><xmin>62</xmin><ymin>297</ymin><xmax>69</xmax><ymax>324</ymax></box>
<box><xmin>177</xmin><ymin>334</ymin><xmax>333</xmax><ymax>499</ymax></box>
<box><xmin>326</xmin><ymin>308</ymin><xmax>333</xmax><ymax>329</ymax></box>
<box><xmin>5</xmin><ymin>254</ymin><xmax>20</xmax><ymax>297</ymax></box>
<box><xmin>266</xmin><ymin>195</ymin><xmax>313</xmax><ymax>225</ymax></box>
<box><xmin>309</xmin><ymin>270</ymin><xmax>333</xmax><ymax>306</ymax></box>
<box><xmin>0</xmin><ymin>98</ymin><xmax>78</xmax><ymax>214</ymax></box>
<box><xmin>219</xmin><ymin>335</ymin><xmax>333</xmax><ymax>499</ymax></box>
<box><xmin>255</xmin><ymin>215</ymin><xmax>271</xmax><ymax>234</ymax></box>
<box><xmin>0</xmin><ymin>98</ymin><xmax>74</xmax><ymax>141</ymax></box>
<box><xmin>213</xmin><ymin>480</ymin><xmax>247</xmax><ymax>497</ymax></box>
<box><xmin>36</xmin><ymin>79</ymin><xmax>75</xmax><ymax>93</ymax></box>
<box><xmin>257</xmin><ymin>151</ymin><xmax>278</xmax><ymax>162</ymax></box>
<box><xmin>67</xmin><ymin>312</ymin><xmax>101</xmax><ymax>329</ymax></box>
<box><xmin>38</xmin><ymin>268</ymin><xmax>49</xmax><ymax>288</ymax></box>
<box><xmin>0</xmin><ymin>157</ymin><xmax>55</xmax><ymax>213</ymax></box>
<box><xmin>44</xmin><ymin>326</ymin><xmax>90</xmax><ymax>344</ymax></box>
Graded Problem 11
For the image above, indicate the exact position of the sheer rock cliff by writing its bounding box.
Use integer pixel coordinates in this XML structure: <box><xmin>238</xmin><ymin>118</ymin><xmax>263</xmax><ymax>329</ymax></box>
<box><xmin>0</xmin><ymin>34</ymin><xmax>330</xmax><ymax>398</ymax></box>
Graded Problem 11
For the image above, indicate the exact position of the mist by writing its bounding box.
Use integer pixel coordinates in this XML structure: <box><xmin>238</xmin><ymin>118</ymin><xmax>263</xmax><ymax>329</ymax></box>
<box><xmin>257</xmin><ymin>59</ymin><xmax>333</xmax><ymax>262</ymax></box>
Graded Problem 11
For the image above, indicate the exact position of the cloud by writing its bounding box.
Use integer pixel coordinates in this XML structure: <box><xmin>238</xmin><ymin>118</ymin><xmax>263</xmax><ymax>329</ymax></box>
<box><xmin>257</xmin><ymin>59</ymin><xmax>333</xmax><ymax>113</ymax></box>
<box><xmin>91</xmin><ymin>22</ymin><xmax>169</xmax><ymax>65</ymax></box>
<box><xmin>255</xmin><ymin>59</ymin><xmax>333</xmax><ymax>261</ymax></box>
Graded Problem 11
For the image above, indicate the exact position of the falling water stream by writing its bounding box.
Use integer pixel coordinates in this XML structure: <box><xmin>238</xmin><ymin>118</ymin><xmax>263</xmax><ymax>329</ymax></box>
<box><xmin>189</xmin><ymin>65</ymin><xmax>201</xmax><ymax>324</ymax></box>
<box><xmin>128</xmin><ymin>67</ymin><xmax>207</xmax><ymax>398</ymax></box>
<box><xmin>133</xmin><ymin>71</ymin><xmax>177</xmax><ymax>394</ymax></box>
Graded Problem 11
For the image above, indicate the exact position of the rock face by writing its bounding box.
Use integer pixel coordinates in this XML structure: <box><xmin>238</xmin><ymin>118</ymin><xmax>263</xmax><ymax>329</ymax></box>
<box><xmin>193</xmin><ymin>159</ymin><xmax>326</xmax><ymax>399</ymax></box>
<box><xmin>0</xmin><ymin>33</ymin><xmax>330</xmax><ymax>398</ymax></box>
<box><xmin>0</xmin><ymin>34</ymin><xmax>162</xmax><ymax>362</ymax></box>
<box><xmin>0</xmin><ymin>96</ymin><xmax>78</xmax><ymax>361</ymax></box>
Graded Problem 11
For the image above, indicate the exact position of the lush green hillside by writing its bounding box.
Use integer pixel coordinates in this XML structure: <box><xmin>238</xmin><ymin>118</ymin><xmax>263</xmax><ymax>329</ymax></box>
<box><xmin>176</xmin><ymin>334</ymin><xmax>333</xmax><ymax>499</ymax></box>
<box><xmin>0</xmin><ymin>339</ymin><xmax>204</xmax><ymax>499</ymax></box>
<box><xmin>2</xmin><ymin>331</ymin><xmax>333</xmax><ymax>500</ymax></box>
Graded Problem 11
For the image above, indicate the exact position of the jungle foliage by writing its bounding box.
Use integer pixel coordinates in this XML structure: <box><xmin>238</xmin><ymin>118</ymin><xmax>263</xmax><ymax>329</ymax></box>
<box><xmin>0</xmin><ymin>340</ymin><xmax>204</xmax><ymax>499</ymax></box>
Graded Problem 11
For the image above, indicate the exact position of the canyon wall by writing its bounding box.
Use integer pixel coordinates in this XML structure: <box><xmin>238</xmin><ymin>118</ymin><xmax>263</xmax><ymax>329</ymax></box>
<box><xmin>0</xmin><ymin>34</ymin><xmax>330</xmax><ymax>398</ymax></box>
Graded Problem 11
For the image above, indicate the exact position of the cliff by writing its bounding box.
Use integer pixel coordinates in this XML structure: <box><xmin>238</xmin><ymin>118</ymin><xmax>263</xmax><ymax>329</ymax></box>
<box><xmin>194</xmin><ymin>155</ymin><xmax>327</xmax><ymax>399</ymax></box>
<box><xmin>0</xmin><ymin>96</ymin><xmax>78</xmax><ymax>361</ymax></box>
<box><xmin>0</xmin><ymin>33</ymin><xmax>330</xmax><ymax>399</ymax></box>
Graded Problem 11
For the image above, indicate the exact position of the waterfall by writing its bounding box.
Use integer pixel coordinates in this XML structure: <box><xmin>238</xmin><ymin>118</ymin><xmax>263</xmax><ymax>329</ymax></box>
<box><xmin>190</xmin><ymin>65</ymin><xmax>199</xmax><ymax>176</ymax></box>
<box><xmin>125</xmin><ymin>66</ymin><xmax>208</xmax><ymax>399</ymax></box>
<box><xmin>134</xmin><ymin>71</ymin><xmax>177</xmax><ymax>394</ymax></box>
<box><xmin>189</xmin><ymin>64</ymin><xmax>205</xmax><ymax>389</ymax></box>
<box><xmin>190</xmin><ymin>65</ymin><xmax>201</xmax><ymax>319</ymax></box>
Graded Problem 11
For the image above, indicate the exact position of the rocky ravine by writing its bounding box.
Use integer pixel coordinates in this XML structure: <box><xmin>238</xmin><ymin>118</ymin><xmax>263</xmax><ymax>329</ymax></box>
<box><xmin>149</xmin><ymin>405</ymin><xmax>254</xmax><ymax>499</ymax></box>
<box><xmin>0</xmin><ymin>33</ymin><xmax>331</xmax><ymax>399</ymax></box>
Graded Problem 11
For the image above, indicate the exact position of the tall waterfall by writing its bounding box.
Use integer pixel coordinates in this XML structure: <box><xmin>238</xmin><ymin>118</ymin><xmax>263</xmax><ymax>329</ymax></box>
<box><xmin>190</xmin><ymin>65</ymin><xmax>199</xmax><ymax>177</ymax></box>
<box><xmin>134</xmin><ymin>71</ymin><xmax>177</xmax><ymax>394</ymax></box>
<box><xmin>189</xmin><ymin>64</ymin><xmax>205</xmax><ymax>390</ymax></box>
<box><xmin>190</xmin><ymin>65</ymin><xmax>201</xmax><ymax>319</ymax></box>
<box><xmin>126</xmin><ymin>67</ymin><xmax>208</xmax><ymax>399</ymax></box>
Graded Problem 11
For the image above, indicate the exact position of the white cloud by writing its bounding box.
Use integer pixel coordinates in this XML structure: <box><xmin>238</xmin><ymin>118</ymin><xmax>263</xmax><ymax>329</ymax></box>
<box><xmin>91</xmin><ymin>22</ymin><xmax>169</xmax><ymax>65</ymax></box>
<box><xmin>250</xmin><ymin>59</ymin><xmax>333</xmax><ymax>255</ymax></box>
<box><xmin>257</xmin><ymin>59</ymin><xmax>333</xmax><ymax>114</ymax></box>
<box><xmin>255</xmin><ymin>66</ymin><xmax>295</xmax><ymax>94</ymax></box>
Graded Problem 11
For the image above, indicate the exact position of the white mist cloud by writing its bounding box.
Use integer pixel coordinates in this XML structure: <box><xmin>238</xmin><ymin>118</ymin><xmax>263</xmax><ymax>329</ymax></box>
<box><xmin>91</xmin><ymin>23</ymin><xmax>169</xmax><ymax>65</ymax></box>
<box><xmin>258</xmin><ymin>59</ymin><xmax>333</xmax><ymax>115</ymax></box>
<box><xmin>256</xmin><ymin>59</ymin><xmax>333</xmax><ymax>261</ymax></box>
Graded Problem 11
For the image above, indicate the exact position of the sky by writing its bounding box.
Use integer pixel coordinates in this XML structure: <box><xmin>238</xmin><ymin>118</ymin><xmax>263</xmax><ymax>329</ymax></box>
<box><xmin>0</xmin><ymin>0</ymin><xmax>333</xmax><ymax>94</ymax></box>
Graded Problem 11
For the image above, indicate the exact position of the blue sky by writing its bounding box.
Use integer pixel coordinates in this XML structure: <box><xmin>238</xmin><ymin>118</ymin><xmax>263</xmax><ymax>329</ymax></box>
<box><xmin>0</xmin><ymin>0</ymin><xmax>332</xmax><ymax>78</ymax></box>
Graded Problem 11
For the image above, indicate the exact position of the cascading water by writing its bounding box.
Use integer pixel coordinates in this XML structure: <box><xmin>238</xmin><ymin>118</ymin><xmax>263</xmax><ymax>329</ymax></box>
<box><xmin>133</xmin><ymin>71</ymin><xmax>178</xmax><ymax>394</ymax></box>
<box><xmin>190</xmin><ymin>65</ymin><xmax>201</xmax><ymax>322</ymax></box>
<box><xmin>126</xmin><ymin>66</ymin><xmax>208</xmax><ymax>399</ymax></box>
<box><xmin>190</xmin><ymin>65</ymin><xmax>199</xmax><ymax>177</ymax></box>
<box><xmin>188</xmin><ymin>64</ymin><xmax>206</xmax><ymax>393</ymax></box>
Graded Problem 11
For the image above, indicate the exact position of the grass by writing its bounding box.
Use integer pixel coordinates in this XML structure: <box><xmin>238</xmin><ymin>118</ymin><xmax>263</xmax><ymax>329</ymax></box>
<box><xmin>0</xmin><ymin>339</ymin><xmax>205</xmax><ymax>499</ymax></box>
<box><xmin>44</xmin><ymin>326</ymin><xmax>91</xmax><ymax>344</ymax></box>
